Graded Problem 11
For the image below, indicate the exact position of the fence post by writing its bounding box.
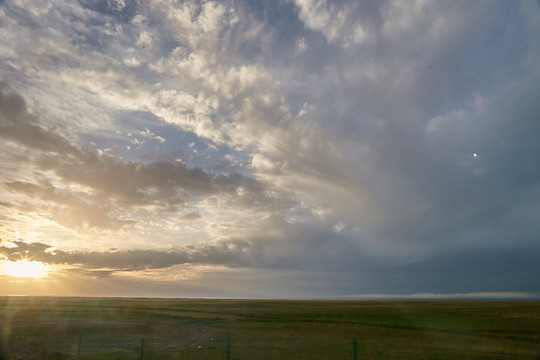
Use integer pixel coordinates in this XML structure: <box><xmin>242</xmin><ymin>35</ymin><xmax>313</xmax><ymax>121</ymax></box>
<box><xmin>353</xmin><ymin>339</ymin><xmax>358</xmax><ymax>360</ymax></box>
<box><xmin>139</xmin><ymin>338</ymin><xmax>144</xmax><ymax>360</ymax></box>
<box><xmin>77</xmin><ymin>334</ymin><xmax>82</xmax><ymax>357</ymax></box>
<box><xmin>227</xmin><ymin>335</ymin><xmax>231</xmax><ymax>360</ymax></box>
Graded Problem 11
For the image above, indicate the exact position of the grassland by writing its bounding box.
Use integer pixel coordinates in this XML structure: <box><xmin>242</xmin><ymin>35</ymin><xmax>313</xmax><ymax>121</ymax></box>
<box><xmin>1</xmin><ymin>297</ymin><xmax>539</xmax><ymax>359</ymax></box>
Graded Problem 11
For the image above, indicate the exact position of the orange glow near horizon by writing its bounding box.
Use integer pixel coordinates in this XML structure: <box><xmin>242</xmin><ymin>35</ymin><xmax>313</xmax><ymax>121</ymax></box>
<box><xmin>0</xmin><ymin>259</ymin><xmax>50</xmax><ymax>279</ymax></box>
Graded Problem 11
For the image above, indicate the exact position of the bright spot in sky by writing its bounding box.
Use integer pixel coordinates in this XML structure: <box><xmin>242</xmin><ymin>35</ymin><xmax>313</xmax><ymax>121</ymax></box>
<box><xmin>0</xmin><ymin>259</ymin><xmax>50</xmax><ymax>278</ymax></box>
<box><xmin>473</xmin><ymin>153</ymin><xmax>478</xmax><ymax>157</ymax></box>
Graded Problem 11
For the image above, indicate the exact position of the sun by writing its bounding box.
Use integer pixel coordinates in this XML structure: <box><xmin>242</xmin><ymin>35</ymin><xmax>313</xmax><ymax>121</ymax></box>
<box><xmin>0</xmin><ymin>259</ymin><xmax>50</xmax><ymax>279</ymax></box>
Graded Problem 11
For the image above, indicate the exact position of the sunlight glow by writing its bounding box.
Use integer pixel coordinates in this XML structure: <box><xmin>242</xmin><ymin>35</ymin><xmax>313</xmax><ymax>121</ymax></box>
<box><xmin>0</xmin><ymin>259</ymin><xmax>50</xmax><ymax>278</ymax></box>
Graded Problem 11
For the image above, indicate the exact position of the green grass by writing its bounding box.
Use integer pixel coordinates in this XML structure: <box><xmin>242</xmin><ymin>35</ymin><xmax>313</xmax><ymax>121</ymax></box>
<box><xmin>1</xmin><ymin>297</ymin><xmax>539</xmax><ymax>359</ymax></box>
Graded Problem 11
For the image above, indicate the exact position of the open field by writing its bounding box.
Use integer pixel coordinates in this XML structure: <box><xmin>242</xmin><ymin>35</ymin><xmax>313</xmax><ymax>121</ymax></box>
<box><xmin>1</xmin><ymin>297</ymin><xmax>539</xmax><ymax>359</ymax></box>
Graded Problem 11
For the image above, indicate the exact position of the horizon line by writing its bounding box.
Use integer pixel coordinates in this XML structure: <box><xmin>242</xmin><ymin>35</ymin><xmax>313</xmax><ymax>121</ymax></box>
<box><xmin>1</xmin><ymin>291</ymin><xmax>538</xmax><ymax>301</ymax></box>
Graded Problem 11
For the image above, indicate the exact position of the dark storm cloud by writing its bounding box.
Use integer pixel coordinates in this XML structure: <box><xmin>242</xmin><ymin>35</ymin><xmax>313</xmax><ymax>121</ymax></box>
<box><xmin>373</xmin><ymin>247</ymin><xmax>540</xmax><ymax>295</ymax></box>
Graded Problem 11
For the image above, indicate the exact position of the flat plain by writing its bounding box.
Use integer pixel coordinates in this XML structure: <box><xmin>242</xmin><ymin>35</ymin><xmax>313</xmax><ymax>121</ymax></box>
<box><xmin>1</xmin><ymin>297</ymin><xmax>539</xmax><ymax>359</ymax></box>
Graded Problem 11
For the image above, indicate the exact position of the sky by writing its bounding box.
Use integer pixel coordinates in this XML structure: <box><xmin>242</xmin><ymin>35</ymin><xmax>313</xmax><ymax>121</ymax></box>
<box><xmin>0</xmin><ymin>0</ymin><xmax>539</xmax><ymax>299</ymax></box>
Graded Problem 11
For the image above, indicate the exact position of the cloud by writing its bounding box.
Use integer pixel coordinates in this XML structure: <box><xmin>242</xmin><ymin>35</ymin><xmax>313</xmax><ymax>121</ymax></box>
<box><xmin>0</xmin><ymin>84</ymin><xmax>279</xmax><ymax>236</ymax></box>
<box><xmin>9</xmin><ymin>0</ymin><xmax>51</xmax><ymax>16</ymax></box>
<box><xmin>1</xmin><ymin>0</ymin><xmax>539</xmax><ymax>297</ymax></box>
<box><xmin>0</xmin><ymin>83</ymin><xmax>79</xmax><ymax>155</ymax></box>
<box><xmin>0</xmin><ymin>240</ymin><xmax>249</xmax><ymax>272</ymax></box>
<box><xmin>139</xmin><ymin>128</ymin><xmax>166</xmax><ymax>143</ymax></box>
<box><xmin>5</xmin><ymin>180</ymin><xmax>134</xmax><ymax>230</ymax></box>
<box><xmin>2</xmin><ymin>238</ymin><xmax>539</xmax><ymax>299</ymax></box>
<box><xmin>293</xmin><ymin>0</ymin><xmax>369</xmax><ymax>46</ymax></box>
<box><xmin>108</xmin><ymin>0</ymin><xmax>126</xmax><ymax>12</ymax></box>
